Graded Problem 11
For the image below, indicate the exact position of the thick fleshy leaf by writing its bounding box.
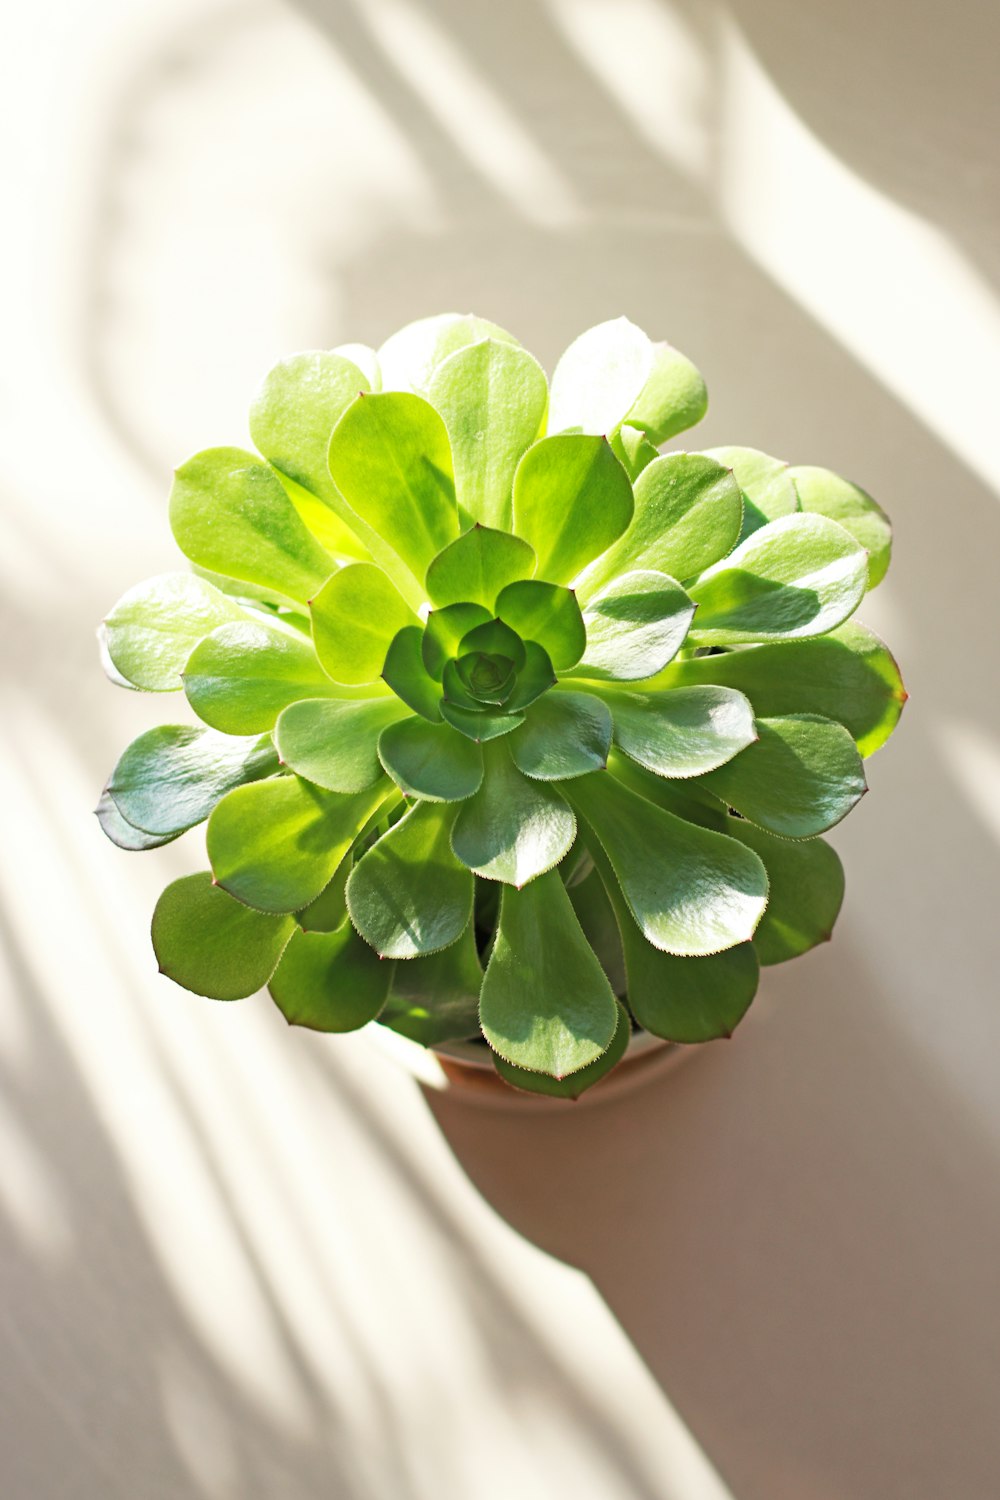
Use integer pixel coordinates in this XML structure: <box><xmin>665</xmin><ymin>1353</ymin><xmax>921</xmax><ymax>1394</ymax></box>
<box><xmin>579</xmin><ymin>454</ymin><xmax>742</xmax><ymax>601</ymax></box>
<box><xmin>249</xmin><ymin>350</ymin><xmax>369</xmax><ymax>503</ymax></box>
<box><xmin>703</xmin><ymin>445</ymin><xmax>798</xmax><ymax>540</ymax></box>
<box><xmin>595</xmin><ymin>684</ymin><xmax>757</xmax><ymax>779</ymax></box>
<box><xmin>567</xmin><ymin>864</ymin><xmax>626</xmax><ymax>993</ymax></box>
<box><xmin>650</xmin><ymin>620</ymin><xmax>905</xmax><ymax>757</ymax></box>
<box><xmin>268</xmin><ymin>922</ymin><xmax>392</xmax><ymax>1031</ymax></box>
<box><xmin>151</xmin><ymin>872</ymin><xmax>296</xmax><ymax>1000</ymax></box>
<box><xmin>504</xmin><ymin>641</ymin><xmax>557</xmax><ymax>712</ymax></box>
<box><xmin>568</xmin><ymin>770</ymin><xmax>768</xmax><ymax>955</ymax></box>
<box><xmin>170</xmin><ymin>448</ymin><xmax>335</xmax><ymax>603</ymax></box>
<box><xmin>688</xmin><ymin>512</ymin><xmax>868</xmax><ymax>645</ymax></box>
<box><xmin>547</xmin><ymin>317</ymin><xmax>654</xmax><ymax>436</ymax></box>
<box><xmin>426</xmin><ymin>525</ymin><xmax>536</xmax><ymax>609</ymax></box>
<box><xmin>451</xmin><ymin>741</ymin><xmax>576</xmax><ymax>886</ymax></box>
<box><xmin>296</xmin><ymin>863</ymin><xmax>350</xmax><ymax>933</ymax></box>
<box><xmin>103</xmin><ymin>573</ymin><xmax>246</xmax><ymax>692</ymax></box>
<box><xmin>183</xmin><ymin>619</ymin><xmax>339</xmax><ymax>733</ymax></box>
<box><xmin>479</xmin><ymin>871</ymin><xmax>619</xmax><ymax>1077</ymax></box>
<box><xmin>611</xmin><ymin>424</ymin><xmax>660</xmax><ymax>482</ymax></box>
<box><xmin>327</xmin><ymin>391</ymin><xmax>458</xmax><ymax>587</ymax></box>
<box><xmin>624</xmin><ymin>342</ymin><xmax>708</xmax><ymax>443</ymax></box>
<box><xmin>511</xmin><ymin>435</ymin><xmax>634</xmax><ymax>585</ymax></box>
<box><xmin>95</xmin><ymin>788</ymin><xmax>179</xmax><ymax>850</ymax></box>
<box><xmin>422</xmin><ymin>603</ymin><xmax>493</xmax><ymax>680</ymax></box>
<box><xmin>108</xmin><ymin>726</ymin><xmax>278</xmax><ymax>836</ymax></box>
<box><xmin>334</xmin><ymin>342</ymin><xmax>381</xmax><ymax>390</ymax></box>
<box><xmin>493</xmin><ymin>999</ymin><xmax>631</xmax><ymax>1098</ymax></box>
<box><xmin>789</xmin><ymin>464</ymin><xmax>892</xmax><ymax>588</ymax></box>
<box><xmin>275</xmin><ymin>698</ymin><xmax>408</xmax><ymax>793</ymax></box>
<box><xmin>310</xmin><ymin>564</ymin><xmax>420</xmax><ymax>684</ymax></box>
<box><xmin>382</xmin><ymin>626</ymin><xmax>443</xmax><ymax>722</ymax></box>
<box><xmin>428</xmin><ymin>339</ymin><xmax>548</xmax><ymax>530</ymax></box>
<box><xmin>495</xmin><ymin>579</ymin><xmax>585</xmax><ymax>670</ymax></box>
<box><xmin>208</xmin><ymin>776</ymin><xmax>391</xmax><ymax>914</ymax></box>
<box><xmin>585</xmin><ymin>838</ymin><xmax>759</xmax><ymax>1039</ymax></box>
<box><xmin>510</xmin><ymin>691</ymin><xmax>612</xmax><ymax>780</ymax></box>
<box><xmin>696</xmin><ymin>713</ymin><xmax>866</xmax><ymax>838</ymax></box>
<box><xmin>377</xmin><ymin>313</ymin><xmax>519</xmax><ymax>394</ymax></box>
<box><xmin>347</xmin><ymin>801</ymin><xmax>473</xmax><ymax>959</ymax></box>
<box><xmin>378</xmin><ymin>717</ymin><xmax>484</xmax><ymax>801</ymax></box>
<box><xmin>439</xmin><ymin>701</ymin><xmax>525</xmax><ymax>742</ymax></box>
<box><xmin>725</xmin><ymin>817</ymin><xmax>845</xmax><ymax>965</ymax></box>
<box><xmin>572</xmin><ymin>571</ymin><xmax>694</xmax><ymax>681</ymax></box>
<box><xmin>379</xmin><ymin>922</ymin><xmax>483</xmax><ymax>1045</ymax></box>
<box><xmin>457</xmin><ymin>617</ymin><xmax>526</xmax><ymax>670</ymax></box>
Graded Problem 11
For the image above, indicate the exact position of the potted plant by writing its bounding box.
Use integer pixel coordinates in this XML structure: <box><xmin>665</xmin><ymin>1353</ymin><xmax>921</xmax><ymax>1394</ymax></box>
<box><xmin>97</xmin><ymin>313</ymin><xmax>904</xmax><ymax>1101</ymax></box>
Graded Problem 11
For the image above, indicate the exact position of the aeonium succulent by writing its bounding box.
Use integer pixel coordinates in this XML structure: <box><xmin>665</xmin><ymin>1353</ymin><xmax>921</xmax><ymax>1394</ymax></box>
<box><xmin>98</xmin><ymin>313</ymin><xmax>905</xmax><ymax>1098</ymax></box>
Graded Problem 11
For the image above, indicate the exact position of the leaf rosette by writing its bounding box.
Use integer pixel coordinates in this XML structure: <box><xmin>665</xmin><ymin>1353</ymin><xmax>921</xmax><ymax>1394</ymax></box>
<box><xmin>99</xmin><ymin>314</ymin><xmax>905</xmax><ymax>1097</ymax></box>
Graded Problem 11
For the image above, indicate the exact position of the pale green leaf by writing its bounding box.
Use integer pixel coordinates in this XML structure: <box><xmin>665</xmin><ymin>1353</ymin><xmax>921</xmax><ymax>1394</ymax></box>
<box><xmin>439</xmin><ymin>701</ymin><xmax>525</xmax><ymax>742</ymax></box>
<box><xmin>451</xmin><ymin>741</ymin><xmax>576</xmax><ymax>886</ymax></box>
<box><xmin>696</xmin><ymin>713</ymin><xmax>867</xmax><ymax>838</ymax></box>
<box><xmin>596</xmin><ymin>683</ymin><xmax>757</xmax><ymax>778</ymax></box>
<box><xmin>568</xmin><ymin>770</ymin><xmax>768</xmax><ymax>955</ymax></box>
<box><xmin>425</xmin><ymin>525</ymin><xmax>535</xmax><ymax>609</ymax></box>
<box><xmin>183</xmin><ymin>618</ymin><xmax>339</xmax><ymax>734</ymax></box>
<box><xmin>610</xmin><ymin>424</ymin><xmax>660</xmax><ymax>481</ymax></box>
<box><xmin>624</xmin><ymin>341</ymin><xmax>708</xmax><ymax>443</ymax></box>
<box><xmin>789</xmin><ymin>464</ymin><xmax>892</xmax><ymax>588</ymax></box>
<box><xmin>275</xmin><ymin>697</ymin><xmax>408</xmax><ymax>793</ymax></box>
<box><xmin>547</xmin><ymin>316</ymin><xmax>654</xmax><ymax>436</ymax></box>
<box><xmin>152</xmin><ymin>872</ymin><xmax>296</xmax><ymax>1000</ymax></box>
<box><xmin>95</xmin><ymin>788</ymin><xmax>179</xmax><ymax>851</ymax></box>
<box><xmin>688</xmin><ymin>512</ymin><xmax>868</xmax><ymax>645</ymax></box>
<box><xmin>572</xmin><ymin>571</ymin><xmax>694</xmax><ymax>681</ymax></box>
<box><xmin>422</xmin><ymin>603</ymin><xmax>493</xmax><ymax>680</ymax></box>
<box><xmin>333</xmin><ymin>342</ymin><xmax>381</xmax><ymax>390</ymax></box>
<box><xmin>170</xmin><ymin>448</ymin><xmax>335</xmax><ymax>603</ymax></box>
<box><xmin>479</xmin><ymin>872</ymin><xmax>618</xmax><ymax>1077</ymax></box>
<box><xmin>377</xmin><ymin>313</ymin><xmax>519</xmax><ymax>394</ymax></box>
<box><xmin>347</xmin><ymin>801</ymin><xmax>473</xmax><ymax>959</ymax></box>
<box><xmin>268</xmin><ymin>922</ymin><xmax>392</xmax><ymax>1032</ymax></box>
<box><xmin>208</xmin><ymin>776</ymin><xmax>392</xmax><ymax>914</ymax></box>
<box><xmin>511</xmin><ymin>435</ymin><xmax>633</xmax><ymax>585</ymax></box>
<box><xmin>703</xmin><ymin>445</ymin><xmax>798</xmax><ymax>540</ymax></box>
<box><xmin>310</xmin><ymin>563</ymin><xmax>420</xmax><ymax>684</ymax></box>
<box><xmin>493</xmin><ymin>999</ymin><xmax>631</xmax><ymax>1098</ymax></box>
<box><xmin>108</xmin><ymin>726</ymin><xmax>278</xmax><ymax>836</ymax></box>
<box><xmin>377</xmin><ymin>717</ymin><xmax>484</xmax><ymax>801</ymax></box>
<box><xmin>725</xmin><ymin>817</ymin><xmax>845</xmax><ymax>964</ymax></box>
<box><xmin>428</xmin><ymin>339</ymin><xmax>548</xmax><ymax>530</ymax></box>
<box><xmin>510</xmin><ymin>691</ymin><xmax>612</xmax><ymax>780</ymax></box>
<box><xmin>103</xmin><ymin>573</ymin><xmax>246</xmax><ymax>692</ymax></box>
<box><xmin>495</xmin><ymin>579</ymin><xmax>586</xmax><ymax>670</ymax></box>
<box><xmin>249</xmin><ymin>350</ymin><xmax>369</xmax><ymax>503</ymax></box>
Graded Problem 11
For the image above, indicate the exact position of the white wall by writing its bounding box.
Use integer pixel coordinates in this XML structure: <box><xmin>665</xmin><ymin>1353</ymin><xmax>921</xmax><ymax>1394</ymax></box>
<box><xmin>2</xmin><ymin>2</ymin><xmax>998</xmax><ymax>1496</ymax></box>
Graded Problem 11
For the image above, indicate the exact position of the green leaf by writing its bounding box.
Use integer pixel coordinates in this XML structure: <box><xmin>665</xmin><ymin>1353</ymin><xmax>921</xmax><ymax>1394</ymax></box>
<box><xmin>579</xmin><ymin>454</ymin><xmax>742</xmax><ymax>600</ymax></box>
<box><xmin>103</xmin><ymin>573</ymin><xmax>246</xmax><ymax>692</ymax></box>
<box><xmin>610</xmin><ymin>424</ymin><xmax>661</xmax><ymax>481</ymax></box>
<box><xmin>422</xmin><ymin>603</ymin><xmax>493</xmax><ymax>680</ymax></box>
<box><xmin>451</xmin><ymin>741</ymin><xmax>576</xmax><ymax>886</ymax></box>
<box><xmin>457</xmin><ymin>617</ymin><xmax>526</xmax><ymax>670</ymax></box>
<box><xmin>547</xmin><ymin>316</ymin><xmax>654</xmax><ymax>436</ymax></box>
<box><xmin>327</xmin><ymin>391</ymin><xmax>458</xmax><ymax>586</ymax></box>
<box><xmin>695</xmin><ymin>713</ymin><xmax>867</xmax><ymax>838</ymax></box>
<box><xmin>495</xmin><ymin>579</ymin><xmax>586</xmax><ymax>670</ymax></box>
<box><xmin>568</xmin><ymin>770</ymin><xmax>768</xmax><ymax>955</ymax></box>
<box><xmin>725</xmin><ymin>817</ymin><xmax>845</xmax><ymax>965</ymax></box>
<box><xmin>382</xmin><ymin>626</ymin><xmax>443</xmax><ymax>722</ymax></box>
<box><xmin>334</xmin><ymin>342</ymin><xmax>381</xmax><ymax>390</ymax></box>
<box><xmin>377</xmin><ymin>313</ymin><xmax>519</xmax><ymax>394</ymax></box>
<box><xmin>268</xmin><ymin>922</ymin><xmax>392</xmax><ymax>1032</ymax></box>
<box><xmin>310</xmin><ymin>564</ymin><xmax>420</xmax><ymax>684</ymax></box>
<box><xmin>275</xmin><ymin>697</ymin><xmax>408</xmax><ymax>793</ymax></box>
<box><xmin>585</xmin><ymin>839</ymin><xmax>759</xmax><ymax>1039</ymax></box>
<box><xmin>347</xmin><ymin>801</ymin><xmax>473</xmax><ymax>958</ymax></box>
<box><xmin>492</xmin><ymin>999</ymin><xmax>631</xmax><ymax>1098</ymax></box>
<box><xmin>378</xmin><ymin>717</ymin><xmax>484</xmax><ymax>801</ymax></box>
<box><xmin>208</xmin><ymin>776</ymin><xmax>391</xmax><ymax>914</ymax></box>
<box><xmin>651</xmin><ymin>620</ymin><xmax>906</xmax><ymax>757</ymax></box>
<box><xmin>624</xmin><ymin>342</ymin><xmax>708</xmax><ymax>443</ymax></box>
<box><xmin>572</xmin><ymin>571</ymin><xmax>694</xmax><ymax>681</ymax></box>
<box><xmin>170</xmin><ymin>448</ymin><xmax>335</xmax><ymax>604</ymax></box>
<box><xmin>511</xmin><ymin>435</ymin><xmax>633</xmax><ymax>585</ymax></box>
<box><xmin>441</xmin><ymin>657</ymin><xmax>491</xmax><ymax>712</ymax></box>
<box><xmin>789</xmin><ymin>464</ymin><xmax>892</xmax><ymax>588</ymax></box>
<box><xmin>510</xmin><ymin>691</ymin><xmax>612</xmax><ymax>780</ymax></box>
<box><xmin>439</xmin><ymin>701</ymin><xmax>525</xmax><ymax>742</ymax></box>
<box><xmin>95</xmin><ymin>788</ymin><xmax>179</xmax><ymax>851</ymax></box>
<box><xmin>108</xmin><ymin>726</ymin><xmax>278</xmax><ymax>836</ymax></box>
<box><xmin>183</xmin><ymin>618</ymin><xmax>339</xmax><ymax>734</ymax></box>
<box><xmin>427</xmin><ymin>339</ymin><xmax>548</xmax><ymax>530</ymax></box>
<box><xmin>503</xmin><ymin>641</ymin><xmax>557</xmax><ymax>711</ymax></box>
<box><xmin>688</xmin><ymin>512</ymin><xmax>868</xmax><ymax>645</ymax></box>
<box><xmin>593</xmin><ymin>684</ymin><xmax>757</xmax><ymax>779</ymax></box>
<box><xmin>426</xmin><ymin>525</ymin><xmax>536</xmax><ymax>609</ymax></box>
<box><xmin>379</xmin><ymin>921</ymin><xmax>483</xmax><ymax>1045</ymax></box>
<box><xmin>703</xmin><ymin>445</ymin><xmax>798</xmax><ymax>541</ymax></box>
<box><xmin>479</xmin><ymin>871</ymin><xmax>619</xmax><ymax>1076</ymax></box>
<box><xmin>249</xmin><ymin>350</ymin><xmax>370</xmax><ymax>503</ymax></box>
<box><xmin>296</xmin><ymin>863</ymin><xmax>350</xmax><ymax>933</ymax></box>
<box><xmin>152</xmin><ymin>872</ymin><xmax>296</xmax><ymax>1000</ymax></box>
<box><xmin>567</xmin><ymin>864</ymin><xmax>626</xmax><ymax>993</ymax></box>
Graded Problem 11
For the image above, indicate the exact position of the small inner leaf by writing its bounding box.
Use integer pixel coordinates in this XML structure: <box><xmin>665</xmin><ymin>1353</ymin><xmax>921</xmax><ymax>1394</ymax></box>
<box><xmin>425</xmin><ymin>525</ymin><xmax>536</xmax><ymax>609</ymax></box>
<box><xmin>383</xmin><ymin>626</ymin><xmax>443</xmax><ymax>722</ymax></box>
<box><xmin>422</xmin><ymin>603</ymin><xmax>493</xmax><ymax>680</ymax></box>
<box><xmin>495</xmin><ymin>579</ymin><xmax>586</xmax><ymax>671</ymax></box>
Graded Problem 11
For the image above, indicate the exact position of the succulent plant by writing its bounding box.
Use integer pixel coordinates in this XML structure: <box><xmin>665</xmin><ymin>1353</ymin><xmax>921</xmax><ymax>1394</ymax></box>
<box><xmin>98</xmin><ymin>314</ymin><xmax>904</xmax><ymax>1098</ymax></box>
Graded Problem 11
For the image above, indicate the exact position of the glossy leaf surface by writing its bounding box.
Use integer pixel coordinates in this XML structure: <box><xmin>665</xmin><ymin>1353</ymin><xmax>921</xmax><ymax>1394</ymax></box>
<box><xmin>624</xmin><ymin>342</ymin><xmax>708</xmax><ymax>443</ymax></box>
<box><xmin>311</xmin><ymin>564</ymin><xmax>419</xmax><ymax>684</ymax></box>
<box><xmin>574</xmin><ymin>571</ymin><xmax>693</xmax><ymax>681</ymax></box>
<box><xmin>789</xmin><ymin>464</ymin><xmax>892</xmax><ymax>588</ymax></box>
<box><xmin>382</xmin><ymin>626</ymin><xmax>443</xmax><ymax>722</ymax></box>
<box><xmin>104</xmin><ymin>573</ymin><xmax>245</xmax><ymax>692</ymax></box>
<box><xmin>347</xmin><ymin>801</ymin><xmax>473</xmax><ymax>958</ymax></box>
<box><xmin>108</xmin><ymin>726</ymin><xmax>277</xmax><ymax>836</ymax></box>
<box><xmin>249</xmin><ymin>350</ymin><xmax>369</xmax><ymax>502</ymax></box>
<box><xmin>511</xmin><ymin>435</ymin><xmax>633</xmax><ymax>585</ymax></box>
<box><xmin>493</xmin><ymin>1000</ymin><xmax>631</xmax><ymax>1098</ymax></box>
<box><xmin>511</xmin><ymin>691</ymin><xmax>612</xmax><ymax>780</ymax></box>
<box><xmin>268</xmin><ymin>922</ymin><xmax>392</xmax><ymax>1031</ymax></box>
<box><xmin>183</xmin><ymin>619</ymin><xmax>338</xmax><ymax>734</ymax></box>
<box><xmin>96</xmin><ymin>789</ymin><xmax>179</xmax><ymax>851</ymax></box>
<box><xmin>152</xmin><ymin>873</ymin><xmax>296</xmax><ymax>1000</ymax></box>
<box><xmin>378</xmin><ymin>716</ymin><xmax>484</xmax><ymax>802</ymax></box>
<box><xmin>276</xmin><ymin>697</ymin><xmax>408</xmax><ymax>793</ymax></box>
<box><xmin>425</xmin><ymin>525</ymin><xmax>535</xmax><ymax>609</ymax></box>
<box><xmin>495</xmin><ymin>579</ymin><xmax>586</xmax><ymax>671</ymax></box>
<box><xmin>377</xmin><ymin>313</ymin><xmax>518</xmax><ymax>394</ymax></box>
<box><xmin>704</xmin><ymin>445</ymin><xmax>798</xmax><ymax>540</ymax></box>
<box><xmin>601</xmin><ymin>684</ymin><xmax>757</xmax><ymax>778</ymax></box>
<box><xmin>547</xmin><ymin>317</ymin><xmax>653</xmax><ymax>436</ymax></box>
<box><xmin>451</xmin><ymin>742</ymin><xmax>576</xmax><ymax>886</ymax></box>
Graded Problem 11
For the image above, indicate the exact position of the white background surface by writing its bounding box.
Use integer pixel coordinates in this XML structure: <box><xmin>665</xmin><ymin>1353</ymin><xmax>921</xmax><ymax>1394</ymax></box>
<box><xmin>2</xmin><ymin>2</ymin><xmax>999</xmax><ymax>1496</ymax></box>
